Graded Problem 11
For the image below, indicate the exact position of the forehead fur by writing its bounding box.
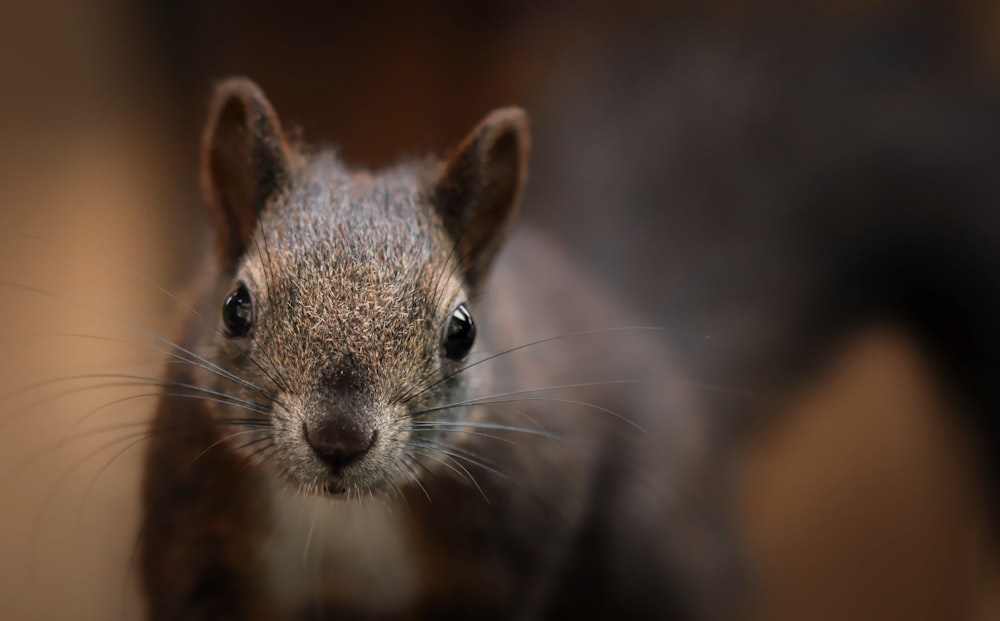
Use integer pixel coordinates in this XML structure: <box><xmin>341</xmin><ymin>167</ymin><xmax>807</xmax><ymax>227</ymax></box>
<box><xmin>272</xmin><ymin>152</ymin><xmax>445</xmax><ymax>267</ymax></box>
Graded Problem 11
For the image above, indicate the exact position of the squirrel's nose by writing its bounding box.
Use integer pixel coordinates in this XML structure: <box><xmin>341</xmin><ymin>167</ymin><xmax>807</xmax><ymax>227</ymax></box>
<box><xmin>303</xmin><ymin>420</ymin><xmax>375</xmax><ymax>470</ymax></box>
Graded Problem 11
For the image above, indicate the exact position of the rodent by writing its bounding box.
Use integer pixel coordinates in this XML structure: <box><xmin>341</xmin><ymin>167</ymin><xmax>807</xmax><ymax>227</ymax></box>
<box><xmin>139</xmin><ymin>78</ymin><xmax>721</xmax><ymax>620</ymax></box>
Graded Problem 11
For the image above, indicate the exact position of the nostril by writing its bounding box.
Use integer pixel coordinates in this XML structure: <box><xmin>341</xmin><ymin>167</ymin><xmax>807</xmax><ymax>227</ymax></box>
<box><xmin>303</xmin><ymin>421</ymin><xmax>375</xmax><ymax>470</ymax></box>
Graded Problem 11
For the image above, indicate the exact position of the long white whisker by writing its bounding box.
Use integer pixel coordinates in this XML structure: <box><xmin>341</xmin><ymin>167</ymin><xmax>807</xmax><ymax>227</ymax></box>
<box><xmin>395</xmin><ymin>327</ymin><xmax>663</xmax><ymax>405</ymax></box>
<box><xmin>0</xmin><ymin>281</ymin><xmax>273</xmax><ymax>398</ymax></box>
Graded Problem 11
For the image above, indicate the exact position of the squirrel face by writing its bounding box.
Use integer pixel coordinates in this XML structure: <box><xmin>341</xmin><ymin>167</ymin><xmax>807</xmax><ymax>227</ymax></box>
<box><xmin>193</xmin><ymin>79</ymin><xmax>529</xmax><ymax>497</ymax></box>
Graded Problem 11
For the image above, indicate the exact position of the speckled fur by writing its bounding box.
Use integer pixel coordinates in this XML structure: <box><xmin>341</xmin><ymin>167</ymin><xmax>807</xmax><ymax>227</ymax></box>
<box><xmin>205</xmin><ymin>158</ymin><xmax>473</xmax><ymax>497</ymax></box>
<box><xmin>140</xmin><ymin>79</ymin><xmax>719</xmax><ymax>621</ymax></box>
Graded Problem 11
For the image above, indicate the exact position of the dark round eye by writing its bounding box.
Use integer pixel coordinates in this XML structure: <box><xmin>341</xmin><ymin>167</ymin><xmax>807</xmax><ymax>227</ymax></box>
<box><xmin>441</xmin><ymin>303</ymin><xmax>476</xmax><ymax>361</ymax></box>
<box><xmin>222</xmin><ymin>283</ymin><xmax>253</xmax><ymax>337</ymax></box>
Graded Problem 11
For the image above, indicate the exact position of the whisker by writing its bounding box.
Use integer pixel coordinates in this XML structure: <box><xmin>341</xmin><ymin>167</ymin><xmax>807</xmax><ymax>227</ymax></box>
<box><xmin>404</xmin><ymin>443</ymin><xmax>489</xmax><ymax>504</ymax></box>
<box><xmin>404</xmin><ymin>436</ymin><xmax>574</xmax><ymax>530</ymax></box>
<box><xmin>0</xmin><ymin>371</ymin><xmax>171</xmax><ymax>407</ymax></box>
<box><xmin>3</xmin><ymin>407</ymin><xmax>270</xmax><ymax>487</ymax></box>
<box><xmin>0</xmin><ymin>378</ymin><xmax>272</xmax><ymax>434</ymax></box>
<box><xmin>407</xmin><ymin>427</ymin><xmax>514</xmax><ymax>445</ymax></box>
<box><xmin>409</xmin><ymin>420</ymin><xmax>561</xmax><ymax>441</ymax></box>
<box><xmin>0</xmin><ymin>281</ymin><xmax>273</xmax><ymax>399</ymax></box>
<box><xmin>405</xmin><ymin>438</ymin><xmax>504</xmax><ymax>483</ymax></box>
<box><xmin>59</xmin><ymin>378</ymin><xmax>272</xmax><ymax>436</ymax></box>
<box><xmin>405</xmin><ymin>378</ymin><xmax>644</xmax><ymax>419</ymax></box>
<box><xmin>393</xmin><ymin>326</ymin><xmax>663</xmax><ymax>405</ymax></box>
<box><xmin>10</xmin><ymin>231</ymin><xmax>291</xmax><ymax>396</ymax></box>
<box><xmin>409</xmin><ymin>394</ymin><xmax>654</xmax><ymax>442</ymax></box>
<box><xmin>241</xmin><ymin>439</ymin><xmax>278</xmax><ymax>471</ymax></box>
<box><xmin>302</xmin><ymin>509</ymin><xmax>318</xmax><ymax>567</ymax></box>
<box><xmin>399</xmin><ymin>455</ymin><xmax>433</xmax><ymax>503</ymax></box>
<box><xmin>130</xmin><ymin>264</ymin><xmax>289</xmax><ymax>395</ymax></box>
<box><xmin>0</xmin><ymin>333</ymin><xmax>289</xmax><ymax>409</ymax></box>
<box><xmin>73</xmin><ymin>426</ymin><xmax>177</xmax><ymax>540</ymax></box>
<box><xmin>387</xmin><ymin>478</ymin><xmax>410</xmax><ymax>512</ymax></box>
<box><xmin>28</xmin><ymin>428</ymin><xmax>157</xmax><ymax>585</ymax></box>
<box><xmin>189</xmin><ymin>428</ymin><xmax>273</xmax><ymax>467</ymax></box>
<box><xmin>2</xmin><ymin>391</ymin><xmax>182</xmax><ymax>481</ymax></box>
<box><xmin>523</xmin><ymin>396</ymin><xmax>653</xmax><ymax>440</ymax></box>
<box><xmin>428</xmin><ymin>225</ymin><xmax>467</xmax><ymax>314</ymax></box>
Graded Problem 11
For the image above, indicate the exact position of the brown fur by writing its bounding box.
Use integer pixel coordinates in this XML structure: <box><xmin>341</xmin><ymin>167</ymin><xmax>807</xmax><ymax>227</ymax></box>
<box><xmin>140</xmin><ymin>78</ymin><xmax>719</xmax><ymax>620</ymax></box>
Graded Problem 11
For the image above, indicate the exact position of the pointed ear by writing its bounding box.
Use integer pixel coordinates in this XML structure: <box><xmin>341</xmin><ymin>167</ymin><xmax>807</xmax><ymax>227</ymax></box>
<box><xmin>432</xmin><ymin>107</ymin><xmax>530</xmax><ymax>293</ymax></box>
<box><xmin>201</xmin><ymin>77</ymin><xmax>292</xmax><ymax>269</ymax></box>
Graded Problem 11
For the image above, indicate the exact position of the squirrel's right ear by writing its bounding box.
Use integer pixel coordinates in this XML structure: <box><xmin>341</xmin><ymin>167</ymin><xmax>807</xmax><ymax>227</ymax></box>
<box><xmin>201</xmin><ymin>78</ymin><xmax>291</xmax><ymax>269</ymax></box>
<box><xmin>432</xmin><ymin>107</ymin><xmax>530</xmax><ymax>294</ymax></box>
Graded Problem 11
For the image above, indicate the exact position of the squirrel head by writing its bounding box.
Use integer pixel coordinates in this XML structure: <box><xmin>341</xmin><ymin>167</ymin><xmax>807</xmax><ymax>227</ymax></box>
<box><xmin>193</xmin><ymin>78</ymin><xmax>530</xmax><ymax>497</ymax></box>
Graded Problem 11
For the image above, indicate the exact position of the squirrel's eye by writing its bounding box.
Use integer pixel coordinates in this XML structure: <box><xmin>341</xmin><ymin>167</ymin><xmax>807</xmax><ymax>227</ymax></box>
<box><xmin>222</xmin><ymin>283</ymin><xmax>253</xmax><ymax>337</ymax></box>
<box><xmin>441</xmin><ymin>303</ymin><xmax>476</xmax><ymax>361</ymax></box>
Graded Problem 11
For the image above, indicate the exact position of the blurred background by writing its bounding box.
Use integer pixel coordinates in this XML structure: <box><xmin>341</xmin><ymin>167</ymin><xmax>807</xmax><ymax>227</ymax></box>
<box><xmin>0</xmin><ymin>0</ymin><xmax>998</xmax><ymax>619</ymax></box>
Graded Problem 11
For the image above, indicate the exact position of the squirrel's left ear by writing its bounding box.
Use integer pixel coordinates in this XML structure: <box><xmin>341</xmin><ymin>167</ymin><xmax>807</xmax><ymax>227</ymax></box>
<box><xmin>202</xmin><ymin>78</ymin><xmax>292</xmax><ymax>270</ymax></box>
<box><xmin>432</xmin><ymin>107</ymin><xmax>530</xmax><ymax>293</ymax></box>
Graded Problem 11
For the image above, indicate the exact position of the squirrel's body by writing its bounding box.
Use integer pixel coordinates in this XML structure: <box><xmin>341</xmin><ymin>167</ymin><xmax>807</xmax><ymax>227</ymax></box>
<box><xmin>140</xmin><ymin>79</ymin><xmax>714</xmax><ymax>620</ymax></box>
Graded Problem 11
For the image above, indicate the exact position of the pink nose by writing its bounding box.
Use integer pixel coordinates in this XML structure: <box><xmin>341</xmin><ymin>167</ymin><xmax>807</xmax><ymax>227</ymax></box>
<box><xmin>303</xmin><ymin>421</ymin><xmax>375</xmax><ymax>470</ymax></box>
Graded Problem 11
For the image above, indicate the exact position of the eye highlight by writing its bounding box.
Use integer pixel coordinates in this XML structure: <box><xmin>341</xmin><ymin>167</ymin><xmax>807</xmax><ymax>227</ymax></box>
<box><xmin>441</xmin><ymin>303</ymin><xmax>476</xmax><ymax>361</ymax></box>
<box><xmin>222</xmin><ymin>283</ymin><xmax>253</xmax><ymax>337</ymax></box>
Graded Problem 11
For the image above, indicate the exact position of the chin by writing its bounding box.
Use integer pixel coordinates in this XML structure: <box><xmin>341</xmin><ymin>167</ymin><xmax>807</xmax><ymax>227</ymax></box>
<box><xmin>273</xmin><ymin>463</ymin><xmax>398</xmax><ymax>500</ymax></box>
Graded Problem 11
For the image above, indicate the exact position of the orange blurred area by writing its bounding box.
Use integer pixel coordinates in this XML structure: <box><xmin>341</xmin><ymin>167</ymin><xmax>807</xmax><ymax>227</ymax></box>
<box><xmin>0</xmin><ymin>1</ymin><xmax>998</xmax><ymax>619</ymax></box>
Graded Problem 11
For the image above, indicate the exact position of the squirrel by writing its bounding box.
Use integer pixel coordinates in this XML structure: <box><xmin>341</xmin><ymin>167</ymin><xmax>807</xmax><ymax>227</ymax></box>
<box><xmin>139</xmin><ymin>78</ymin><xmax>722</xmax><ymax>620</ymax></box>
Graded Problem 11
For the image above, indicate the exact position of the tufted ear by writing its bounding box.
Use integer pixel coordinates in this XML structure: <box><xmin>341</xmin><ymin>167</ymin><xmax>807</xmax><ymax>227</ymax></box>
<box><xmin>432</xmin><ymin>107</ymin><xmax>531</xmax><ymax>293</ymax></box>
<box><xmin>201</xmin><ymin>77</ymin><xmax>292</xmax><ymax>269</ymax></box>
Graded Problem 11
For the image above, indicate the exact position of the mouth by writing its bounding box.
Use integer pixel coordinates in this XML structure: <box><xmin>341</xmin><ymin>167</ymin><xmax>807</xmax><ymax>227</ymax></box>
<box><xmin>310</xmin><ymin>468</ymin><xmax>396</xmax><ymax>499</ymax></box>
<box><xmin>323</xmin><ymin>479</ymin><xmax>347</xmax><ymax>496</ymax></box>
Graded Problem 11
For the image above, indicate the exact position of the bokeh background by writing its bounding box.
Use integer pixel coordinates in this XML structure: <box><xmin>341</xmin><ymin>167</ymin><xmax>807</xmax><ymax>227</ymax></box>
<box><xmin>0</xmin><ymin>1</ymin><xmax>998</xmax><ymax>619</ymax></box>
